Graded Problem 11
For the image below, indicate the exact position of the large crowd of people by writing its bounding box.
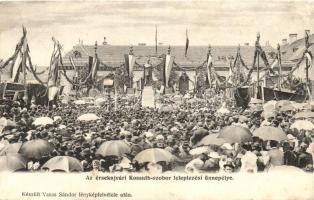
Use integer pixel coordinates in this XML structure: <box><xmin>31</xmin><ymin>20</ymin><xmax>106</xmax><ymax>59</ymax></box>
<box><xmin>0</xmin><ymin>92</ymin><xmax>313</xmax><ymax>174</ymax></box>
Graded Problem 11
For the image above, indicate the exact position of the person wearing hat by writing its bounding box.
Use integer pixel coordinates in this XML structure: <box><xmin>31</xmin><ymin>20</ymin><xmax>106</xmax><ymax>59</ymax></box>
<box><xmin>283</xmin><ymin>142</ymin><xmax>297</xmax><ymax>166</ymax></box>
<box><xmin>223</xmin><ymin>161</ymin><xmax>235</xmax><ymax>173</ymax></box>
<box><xmin>297</xmin><ymin>142</ymin><xmax>313</xmax><ymax>171</ymax></box>
<box><xmin>266</xmin><ymin>140</ymin><xmax>284</xmax><ymax>169</ymax></box>
<box><xmin>307</xmin><ymin>134</ymin><xmax>314</xmax><ymax>167</ymax></box>
<box><xmin>239</xmin><ymin>143</ymin><xmax>258</xmax><ymax>173</ymax></box>
<box><xmin>185</xmin><ymin>153</ymin><xmax>208</xmax><ymax>174</ymax></box>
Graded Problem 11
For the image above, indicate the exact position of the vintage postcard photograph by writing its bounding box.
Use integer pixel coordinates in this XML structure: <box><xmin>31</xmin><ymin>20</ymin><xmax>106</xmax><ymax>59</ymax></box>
<box><xmin>0</xmin><ymin>0</ymin><xmax>313</xmax><ymax>199</ymax></box>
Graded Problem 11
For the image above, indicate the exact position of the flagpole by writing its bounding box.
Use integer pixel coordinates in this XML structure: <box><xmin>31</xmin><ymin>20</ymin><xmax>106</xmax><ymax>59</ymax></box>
<box><xmin>22</xmin><ymin>33</ymin><xmax>28</xmax><ymax>105</ymax></box>
<box><xmin>114</xmin><ymin>85</ymin><xmax>117</xmax><ymax>111</ymax></box>
<box><xmin>155</xmin><ymin>25</ymin><xmax>158</xmax><ymax>57</ymax></box>
<box><xmin>277</xmin><ymin>44</ymin><xmax>282</xmax><ymax>91</ymax></box>
<box><xmin>256</xmin><ymin>33</ymin><xmax>260</xmax><ymax>99</ymax></box>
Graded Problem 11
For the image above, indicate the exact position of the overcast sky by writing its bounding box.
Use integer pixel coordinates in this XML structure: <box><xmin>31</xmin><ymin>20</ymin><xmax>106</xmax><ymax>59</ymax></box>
<box><xmin>0</xmin><ymin>0</ymin><xmax>313</xmax><ymax>66</ymax></box>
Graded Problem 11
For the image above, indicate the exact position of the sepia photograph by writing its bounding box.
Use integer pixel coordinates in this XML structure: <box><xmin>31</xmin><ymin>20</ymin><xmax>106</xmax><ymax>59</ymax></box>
<box><xmin>0</xmin><ymin>0</ymin><xmax>314</xmax><ymax>199</ymax></box>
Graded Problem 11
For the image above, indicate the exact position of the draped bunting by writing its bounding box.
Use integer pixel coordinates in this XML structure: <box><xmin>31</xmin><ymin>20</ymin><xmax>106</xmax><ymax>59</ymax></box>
<box><xmin>48</xmin><ymin>86</ymin><xmax>59</xmax><ymax>101</ymax></box>
<box><xmin>305</xmin><ymin>52</ymin><xmax>313</xmax><ymax>69</ymax></box>
<box><xmin>48</xmin><ymin>44</ymin><xmax>60</xmax><ymax>87</ymax></box>
<box><xmin>9</xmin><ymin>35</ymin><xmax>28</xmax><ymax>82</ymax></box>
<box><xmin>10</xmin><ymin>52</ymin><xmax>22</xmax><ymax>82</ymax></box>
<box><xmin>270</xmin><ymin>59</ymin><xmax>278</xmax><ymax>69</ymax></box>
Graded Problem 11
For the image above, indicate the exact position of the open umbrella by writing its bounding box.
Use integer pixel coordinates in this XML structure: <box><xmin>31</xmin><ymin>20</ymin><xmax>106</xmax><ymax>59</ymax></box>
<box><xmin>159</xmin><ymin>105</ymin><xmax>174</xmax><ymax>113</ymax></box>
<box><xmin>216</xmin><ymin>107</ymin><xmax>230</xmax><ymax>114</ymax></box>
<box><xmin>134</xmin><ymin>148</ymin><xmax>176</xmax><ymax>163</ymax></box>
<box><xmin>291</xmin><ymin>102</ymin><xmax>309</xmax><ymax>110</ymax></box>
<box><xmin>96</xmin><ymin>140</ymin><xmax>131</xmax><ymax>157</ymax></box>
<box><xmin>95</xmin><ymin>98</ymin><xmax>107</xmax><ymax>106</ymax></box>
<box><xmin>77</xmin><ymin>113</ymin><xmax>100</xmax><ymax>121</ymax></box>
<box><xmin>263</xmin><ymin>100</ymin><xmax>277</xmax><ymax>110</ymax></box>
<box><xmin>73</xmin><ymin>100</ymin><xmax>86</xmax><ymax>105</ymax></box>
<box><xmin>278</xmin><ymin>104</ymin><xmax>296</xmax><ymax>112</ymax></box>
<box><xmin>0</xmin><ymin>153</ymin><xmax>27</xmax><ymax>172</ymax></box>
<box><xmin>194</xmin><ymin>128</ymin><xmax>208</xmax><ymax>136</ymax></box>
<box><xmin>32</xmin><ymin>117</ymin><xmax>54</xmax><ymax>126</ymax></box>
<box><xmin>238</xmin><ymin>115</ymin><xmax>249</xmax><ymax>123</ymax></box>
<box><xmin>18</xmin><ymin>139</ymin><xmax>55</xmax><ymax>159</ymax></box>
<box><xmin>262</xmin><ymin>110</ymin><xmax>277</xmax><ymax>119</ymax></box>
<box><xmin>197</xmin><ymin>134</ymin><xmax>226</xmax><ymax>146</ymax></box>
<box><xmin>0</xmin><ymin>142</ymin><xmax>22</xmax><ymax>156</ymax></box>
<box><xmin>253</xmin><ymin>126</ymin><xmax>288</xmax><ymax>142</ymax></box>
<box><xmin>275</xmin><ymin>100</ymin><xmax>292</xmax><ymax>110</ymax></box>
<box><xmin>41</xmin><ymin>156</ymin><xmax>83</xmax><ymax>172</ymax></box>
<box><xmin>218</xmin><ymin>125</ymin><xmax>252</xmax><ymax>143</ymax></box>
<box><xmin>293</xmin><ymin>111</ymin><xmax>314</xmax><ymax>119</ymax></box>
<box><xmin>189</xmin><ymin>146</ymin><xmax>213</xmax><ymax>155</ymax></box>
<box><xmin>290</xmin><ymin>120</ymin><xmax>314</xmax><ymax>131</ymax></box>
<box><xmin>0</xmin><ymin>117</ymin><xmax>17</xmax><ymax>134</ymax></box>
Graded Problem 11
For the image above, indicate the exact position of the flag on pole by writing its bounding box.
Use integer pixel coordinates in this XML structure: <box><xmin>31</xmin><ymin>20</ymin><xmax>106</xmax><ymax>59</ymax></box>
<box><xmin>185</xmin><ymin>29</ymin><xmax>189</xmax><ymax>57</ymax></box>
<box><xmin>206</xmin><ymin>54</ymin><xmax>213</xmax><ymax>86</ymax></box>
<box><xmin>91</xmin><ymin>56</ymin><xmax>99</xmax><ymax>82</ymax></box>
<box><xmin>128</xmin><ymin>54</ymin><xmax>136</xmax><ymax>77</ymax></box>
<box><xmin>124</xmin><ymin>54</ymin><xmax>136</xmax><ymax>77</ymax></box>
<box><xmin>164</xmin><ymin>54</ymin><xmax>174</xmax><ymax>87</ymax></box>
<box><xmin>227</xmin><ymin>65</ymin><xmax>234</xmax><ymax>84</ymax></box>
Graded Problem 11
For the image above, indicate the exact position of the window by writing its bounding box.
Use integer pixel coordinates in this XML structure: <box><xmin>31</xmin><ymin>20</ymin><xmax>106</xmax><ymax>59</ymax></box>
<box><xmin>73</xmin><ymin>50</ymin><xmax>82</xmax><ymax>58</ymax></box>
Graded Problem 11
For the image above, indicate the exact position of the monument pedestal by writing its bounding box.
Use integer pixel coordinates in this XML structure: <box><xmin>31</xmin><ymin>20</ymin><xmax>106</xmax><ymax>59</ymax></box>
<box><xmin>142</xmin><ymin>86</ymin><xmax>155</xmax><ymax>108</ymax></box>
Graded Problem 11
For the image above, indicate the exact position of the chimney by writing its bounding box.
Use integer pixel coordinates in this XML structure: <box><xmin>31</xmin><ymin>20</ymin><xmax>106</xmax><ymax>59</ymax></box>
<box><xmin>244</xmin><ymin>42</ymin><xmax>249</xmax><ymax>46</ymax></box>
<box><xmin>289</xmin><ymin>33</ymin><xmax>298</xmax><ymax>43</ymax></box>
<box><xmin>282</xmin><ymin>39</ymin><xmax>288</xmax><ymax>45</ymax></box>
<box><xmin>305</xmin><ymin>30</ymin><xmax>310</xmax><ymax>35</ymax></box>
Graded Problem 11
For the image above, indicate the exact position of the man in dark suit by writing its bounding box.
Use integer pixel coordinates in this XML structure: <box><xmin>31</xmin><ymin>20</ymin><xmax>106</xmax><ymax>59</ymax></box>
<box><xmin>297</xmin><ymin>142</ymin><xmax>313</xmax><ymax>172</ymax></box>
<box><xmin>267</xmin><ymin>140</ymin><xmax>284</xmax><ymax>168</ymax></box>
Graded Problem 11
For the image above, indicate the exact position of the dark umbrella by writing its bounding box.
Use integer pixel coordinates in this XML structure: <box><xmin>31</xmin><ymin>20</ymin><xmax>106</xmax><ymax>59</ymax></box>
<box><xmin>253</xmin><ymin>126</ymin><xmax>288</xmax><ymax>142</ymax></box>
<box><xmin>194</xmin><ymin>128</ymin><xmax>208</xmax><ymax>136</ymax></box>
<box><xmin>41</xmin><ymin>156</ymin><xmax>83</xmax><ymax>172</ymax></box>
<box><xmin>134</xmin><ymin>148</ymin><xmax>176</xmax><ymax>163</ymax></box>
<box><xmin>19</xmin><ymin>139</ymin><xmax>55</xmax><ymax>159</ymax></box>
<box><xmin>96</xmin><ymin>140</ymin><xmax>131</xmax><ymax>157</ymax></box>
<box><xmin>0</xmin><ymin>153</ymin><xmax>27</xmax><ymax>172</ymax></box>
<box><xmin>218</xmin><ymin>125</ymin><xmax>252</xmax><ymax>143</ymax></box>
<box><xmin>197</xmin><ymin>134</ymin><xmax>226</xmax><ymax>146</ymax></box>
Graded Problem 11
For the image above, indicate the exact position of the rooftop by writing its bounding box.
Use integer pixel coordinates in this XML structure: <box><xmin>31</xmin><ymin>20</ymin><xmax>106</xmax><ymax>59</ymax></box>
<box><xmin>62</xmin><ymin>44</ymin><xmax>276</xmax><ymax>69</ymax></box>
<box><xmin>281</xmin><ymin>33</ymin><xmax>314</xmax><ymax>61</ymax></box>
